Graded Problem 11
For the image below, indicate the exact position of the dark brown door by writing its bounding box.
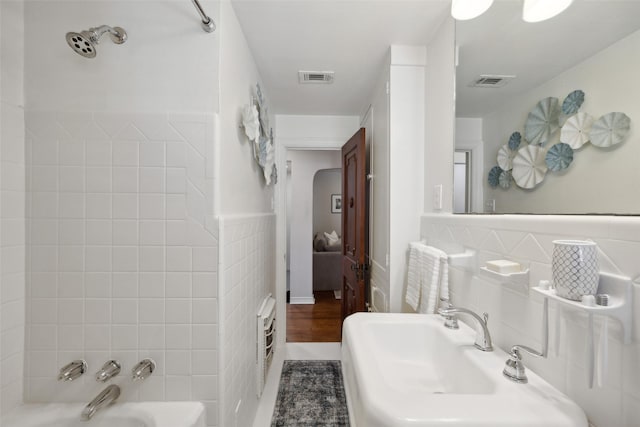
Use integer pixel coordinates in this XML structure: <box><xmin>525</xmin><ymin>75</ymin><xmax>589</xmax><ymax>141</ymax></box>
<box><xmin>342</xmin><ymin>128</ymin><xmax>367</xmax><ymax>321</ymax></box>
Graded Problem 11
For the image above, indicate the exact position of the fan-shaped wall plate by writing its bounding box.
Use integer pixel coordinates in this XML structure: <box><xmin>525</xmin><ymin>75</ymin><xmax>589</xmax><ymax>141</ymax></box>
<box><xmin>508</xmin><ymin>132</ymin><xmax>522</xmax><ymax>151</ymax></box>
<box><xmin>499</xmin><ymin>170</ymin><xmax>511</xmax><ymax>189</ymax></box>
<box><xmin>242</xmin><ymin>104</ymin><xmax>260</xmax><ymax>142</ymax></box>
<box><xmin>561</xmin><ymin>112</ymin><xmax>594</xmax><ymax>149</ymax></box>
<box><xmin>488</xmin><ymin>166</ymin><xmax>502</xmax><ymax>189</ymax></box>
<box><xmin>546</xmin><ymin>143</ymin><xmax>574</xmax><ymax>172</ymax></box>
<box><xmin>512</xmin><ymin>145</ymin><xmax>548</xmax><ymax>189</ymax></box>
<box><xmin>497</xmin><ymin>144</ymin><xmax>515</xmax><ymax>171</ymax></box>
<box><xmin>525</xmin><ymin>97</ymin><xmax>560</xmax><ymax>146</ymax></box>
<box><xmin>590</xmin><ymin>112</ymin><xmax>631</xmax><ymax>148</ymax></box>
<box><xmin>562</xmin><ymin>90</ymin><xmax>585</xmax><ymax>115</ymax></box>
<box><xmin>256</xmin><ymin>136</ymin><xmax>275</xmax><ymax>185</ymax></box>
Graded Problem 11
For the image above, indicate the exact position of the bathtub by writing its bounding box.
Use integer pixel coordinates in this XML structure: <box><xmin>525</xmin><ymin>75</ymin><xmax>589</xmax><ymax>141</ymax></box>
<box><xmin>342</xmin><ymin>312</ymin><xmax>587</xmax><ymax>427</ymax></box>
<box><xmin>2</xmin><ymin>402</ymin><xmax>206</xmax><ymax>427</ymax></box>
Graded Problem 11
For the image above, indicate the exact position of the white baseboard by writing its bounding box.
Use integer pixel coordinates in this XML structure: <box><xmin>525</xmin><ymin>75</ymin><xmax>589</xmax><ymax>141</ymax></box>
<box><xmin>289</xmin><ymin>296</ymin><xmax>315</xmax><ymax>305</ymax></box>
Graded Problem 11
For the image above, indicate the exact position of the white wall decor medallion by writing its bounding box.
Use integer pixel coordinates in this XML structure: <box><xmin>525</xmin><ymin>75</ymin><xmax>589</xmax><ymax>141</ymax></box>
<box><xmin>241</xmin><ymin>84</ymin><xmax>278</xmax><ymax>185</ymax></box>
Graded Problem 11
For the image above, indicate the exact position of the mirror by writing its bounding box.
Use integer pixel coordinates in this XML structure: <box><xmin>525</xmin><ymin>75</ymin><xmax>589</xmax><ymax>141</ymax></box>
<box><xmin>455</xmin><ymin>0</ymin><xmax>640</xmax><ymax>214</ymax></box>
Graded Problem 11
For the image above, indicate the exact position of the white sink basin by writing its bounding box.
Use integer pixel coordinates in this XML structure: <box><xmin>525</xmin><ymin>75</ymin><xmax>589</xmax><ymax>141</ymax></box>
<box><xmin>342</xmin><ymin>313</ymin><xmax>587</xmax><ymax>427</ymax></box>
<box><xmin>2</xmin><ymin>402</ymin><xmax>206</xmax><ymax>427</ymax></box>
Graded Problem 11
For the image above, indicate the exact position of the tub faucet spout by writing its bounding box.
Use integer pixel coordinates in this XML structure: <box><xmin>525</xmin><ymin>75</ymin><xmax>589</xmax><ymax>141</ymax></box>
<box><xmin>81</xmin><ymin>384</ymin><xmax>120</xmax><ymax>421</ymax></box>
<box><xmin>438</xmin><ymin>306</ymin><xmax>493</xmax><ymax>352</ymax></box>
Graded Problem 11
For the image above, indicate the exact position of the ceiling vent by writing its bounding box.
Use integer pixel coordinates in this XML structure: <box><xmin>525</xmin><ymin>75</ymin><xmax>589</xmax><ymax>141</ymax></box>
<box><xmin>298</xmin><ymin>71</ymin><xmax>334</xmax><ymax>84</ymax></box>
<box><xmin>469</xmin><ymin>74</ymin><xmax>515</xmax><ymax>88</ymax></box>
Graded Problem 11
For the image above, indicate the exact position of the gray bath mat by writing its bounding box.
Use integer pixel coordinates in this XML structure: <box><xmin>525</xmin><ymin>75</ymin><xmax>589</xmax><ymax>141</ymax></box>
<box><xmin>271</xmin><ymin>360</ymin><xmax>350</xmax><ymax>426</ymax></box>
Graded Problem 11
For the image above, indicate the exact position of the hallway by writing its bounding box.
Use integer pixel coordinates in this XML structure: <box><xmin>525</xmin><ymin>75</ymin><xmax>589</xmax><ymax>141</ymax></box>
<box><xmin>286</xmin><ymin>291</ymin><xmax>342</xmax><ymax>342</ymax></box>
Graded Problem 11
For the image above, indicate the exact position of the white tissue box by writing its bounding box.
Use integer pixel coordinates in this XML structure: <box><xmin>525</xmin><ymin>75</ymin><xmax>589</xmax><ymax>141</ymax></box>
<box><xmin>485</xmin><ymin>260</ymin><xmax>522</xmax><ymax>274</ymax></box>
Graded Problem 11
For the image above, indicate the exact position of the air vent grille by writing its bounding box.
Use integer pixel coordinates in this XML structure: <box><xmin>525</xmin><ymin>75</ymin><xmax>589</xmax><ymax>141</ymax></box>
<box><xmin>470</xmin><ymin>74</ymin><xmax>515</xmax><ymax>88</ymax></box>
<box><xmin>298</xmin><ymin>71</ymin><xmax>334</xmax><ymax>84</ymax></box>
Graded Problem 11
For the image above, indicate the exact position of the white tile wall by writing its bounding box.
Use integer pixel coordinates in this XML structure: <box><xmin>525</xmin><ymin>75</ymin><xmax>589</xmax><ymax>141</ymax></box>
<box><xmin>25</xmin><ymin>112</ymin><xmax>219</xmax><ymax>425</ymax></box>
<box><xmin>0</xmin><ymin>103</ymin><xmax>27</xmax><ymax>416</ymax></box>
<box><xmin>421</xmin><ymin>213</ymin><xmax>640</xmax><ymax>427</ymax></box>
<box><xmin>1</xmin><ymin>0</ymin><xmax>26</xmax><ymax>416</ymax></box>
<box><xmin>219</xmin><ymin>214</ymin><xmax>275</xmax><ymax>427</ymax></box>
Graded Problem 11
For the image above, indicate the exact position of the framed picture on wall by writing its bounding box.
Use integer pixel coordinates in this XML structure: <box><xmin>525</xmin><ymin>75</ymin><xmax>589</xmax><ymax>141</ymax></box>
<box><xmin>331</xmin><ymin>194</ymin><xmax>342</xmax><ymax>213</ymax></box>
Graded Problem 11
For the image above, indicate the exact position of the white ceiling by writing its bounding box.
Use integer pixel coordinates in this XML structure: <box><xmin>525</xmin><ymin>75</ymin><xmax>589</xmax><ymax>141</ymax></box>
<box><xmin>231</xmin><ymin>0</ymin><xmax>450</xmax><ymax>116</ymax></box>
<box><xmin>456</xmin><ymin>0</ymin><xmax>640</xmax><ymax>117</ymax></box>
<box><xmin>231</xmin><ymin>0</ymin><xmax>640</xmax><ymax>118</ymax></box>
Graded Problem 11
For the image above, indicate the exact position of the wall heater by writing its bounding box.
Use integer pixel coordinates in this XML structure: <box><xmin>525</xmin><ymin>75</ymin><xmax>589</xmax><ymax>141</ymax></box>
<box><xmin>256</xmin><ymin>294</ymin><xmax>276</xmax><ymax>397</ymax></box>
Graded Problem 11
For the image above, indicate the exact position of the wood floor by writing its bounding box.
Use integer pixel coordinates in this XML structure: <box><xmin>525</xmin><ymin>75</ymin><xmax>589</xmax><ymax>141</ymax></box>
<box><xmin>286</xmin><ymin>291</ymin><xmax>342</xmax><ymax>342</ymax></box>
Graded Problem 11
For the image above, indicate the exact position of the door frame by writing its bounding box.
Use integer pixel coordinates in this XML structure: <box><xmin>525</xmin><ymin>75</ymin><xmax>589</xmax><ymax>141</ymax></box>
<box><xmin>454</xmin><ymin>140</ymin><xmax>483</xmax><ymax>213</ymax></box>
<box><xmin>274</xmin><ymin>139</ymin><xmax>346</xmax><ymax>349</ymax></box>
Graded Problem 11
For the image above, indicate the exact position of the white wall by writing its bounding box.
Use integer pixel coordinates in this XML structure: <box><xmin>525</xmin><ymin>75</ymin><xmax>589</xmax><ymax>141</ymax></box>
<box><xmin>25</xmin><ymin>1</ymin><xmax>219</xmax><ymax>114</ymax></box>
<box><xmin>366</xmin><ymin>62</ymin><xmax>390</xmax><ymax>313</ymax></box>
<box><xmin>220</xmin><ymin>1</ymin><xmax>273</xmax><ymax>216</ymax></box>
<box><xmin>287</xmin><ymin>150</ymin><xmax>341</xmax><ymax>304</ymax></box>
<box><xmin>218</xmin><ymin>214</ymin><xmax>274</xmax><ymax>427</ymax></box>
<box><xmin>0</xmin><ymin>0</ymin><xmax>26</xmax><ymax>416</ymax></box>
<box><xmin>424</xmin><ymin>17</ymin><xmax>455</xmax><ymax>216</ymax></box>
<box><xmin>313</xmin><ymin>169</ymin><xmax>341</xmax><ymax>237</ymax></box>
<box><xmin>23</xmin><ymin>1</ymin><xmax>221</xmax><ymax>425</ymax></box>
<box><xmin>217</xmin><ymin>3</ymin><xmax>276</xmax><ymax>427</ymax></box>
<box><xmin>389</xmin><ymin>45</ymin><xmax>425</xmax><ymax>312</ymax></box>
<box><xmin>25</xmin><ymin>110</ymin><xmax>220</xmax><ymax>413</ymax></box>
<box><xmin>276</xmin><ymin>115</ymin><xmax>360</xmax><ymax>149</ymax></box>
<box><xmin>482</xmin><ymin>29</ymin><xmax>640</xmax><ymax>214</ymax></box>
<box><xmin>421</xmin><ymin>214</ymin><xmax>640</xmax><ymax>427</ymax></box>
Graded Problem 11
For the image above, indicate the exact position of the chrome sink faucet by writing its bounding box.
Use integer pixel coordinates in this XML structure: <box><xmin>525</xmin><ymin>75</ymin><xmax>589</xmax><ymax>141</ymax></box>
<box><xmin>81</xmin><ymin>384</ymin><xmax>120</xmax><ymax>420</ymax></box>
<box><xmin>438</xmin><ymin>305</ymin><xmax>493</xmax><ymax>352</ymax></box>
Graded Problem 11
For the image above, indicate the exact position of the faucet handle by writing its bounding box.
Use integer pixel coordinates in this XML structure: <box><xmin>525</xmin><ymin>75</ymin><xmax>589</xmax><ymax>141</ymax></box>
<box><xmin>96</xmin><ymin>360</ymin><xmax>121</xmax><ymax>382</ymax></box>
<box><xmin>131</xmin><ymin>358</ymin><xmax>155</xmax><ymax>381</ymax></box>
<box><xmin>438</xmin><ymin>299</ymin><xmax>459</xmax><ymax>330</ymax></box>
<box><xmin>58</xmin><ymin>360</ymin><xmax>87</xmax><ymax>382</ymax></box>
<box><xmin>438</xmin><ymin>297</ymin><xmax>454</xmax><ymax>313</ymax></box>
<box><xmin>503</xmin><ymin>347</ymin><xmax>528</xmax><ymax>384</ymax></box>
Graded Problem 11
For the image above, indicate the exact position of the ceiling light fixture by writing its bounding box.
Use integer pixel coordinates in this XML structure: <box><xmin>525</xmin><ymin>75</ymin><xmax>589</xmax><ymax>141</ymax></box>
<box><xmin>522</xmin><ymin>0</ymin><xmax>574</xmax><ymax>23</ymax></box>
<box><xmin>451</xmin><ymin>0</ymin><xmax>494</xmax><ymax>21</ymax></box>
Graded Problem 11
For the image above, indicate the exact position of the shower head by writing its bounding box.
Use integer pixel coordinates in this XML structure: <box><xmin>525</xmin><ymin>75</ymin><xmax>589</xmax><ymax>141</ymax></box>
<box><xmin>66</xmin><ymin>25</ymin><xmax>127</xmax><ymax>58</ymax></box>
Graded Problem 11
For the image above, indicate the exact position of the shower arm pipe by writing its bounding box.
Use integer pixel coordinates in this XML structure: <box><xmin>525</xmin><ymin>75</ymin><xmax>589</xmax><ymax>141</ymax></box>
<box><xmin>191</xmin><ymin>0</ymin><xmax>216</xmax><ymax>33</ymax></box>
<box><xmin>88</xmin><ymin>25</ymin><xmax>127</xmax><ymax>44</ymax></box>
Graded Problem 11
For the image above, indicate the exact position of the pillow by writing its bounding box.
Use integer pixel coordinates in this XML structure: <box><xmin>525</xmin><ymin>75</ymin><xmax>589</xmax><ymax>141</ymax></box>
<box><xmin>313</xmin><ymin>234</ymin><xmax>327</xmax><ymax>252</ymax></box>
<box><xmin>326</xmin><ymin>239</ymin><xmax>341</xmax><ymax>252</ymax></box>
<box><xmin>324</xmin><ymin>230</ymin><xmax>339</xmax><ymax>245</ymax></box>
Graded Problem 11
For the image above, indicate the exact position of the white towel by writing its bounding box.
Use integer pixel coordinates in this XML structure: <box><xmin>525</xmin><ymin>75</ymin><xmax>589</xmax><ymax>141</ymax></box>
<box><xmin>405</xmin><ymin>242</ymin><xmax>449</xmax><ymax>313</ymax></box>
<box><xmin>406</xmin><ymin>243</ymin><xmax>423</xmax><ymax>310</ymax></box>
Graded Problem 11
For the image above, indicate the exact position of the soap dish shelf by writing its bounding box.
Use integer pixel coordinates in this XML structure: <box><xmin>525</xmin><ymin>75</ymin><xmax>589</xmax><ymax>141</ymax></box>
<box><xmin>531</xmin><ymin>272</ymin><xmax>633</xmax><ymax>344</ymax></box>
<box><xmin>447</xmin><ymin>249</ymin><xmax>476</xmax><ymax>270</ymax></box>
<box><xmin>479</xmin><ymin>266</ymin><xmax>529</xmax><ymax>290</ymax></box>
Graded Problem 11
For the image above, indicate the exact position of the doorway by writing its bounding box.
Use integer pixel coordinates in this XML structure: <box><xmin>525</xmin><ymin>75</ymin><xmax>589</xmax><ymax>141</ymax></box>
<box><xmin>285</xmin><ymin>151</ymin><xmax>342</xmax><ymax>342</ymax></box>
<box><xmin>453</xmin><ymin>150</ymin><xmax>471</xmax><ymax>213</ymax></box>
